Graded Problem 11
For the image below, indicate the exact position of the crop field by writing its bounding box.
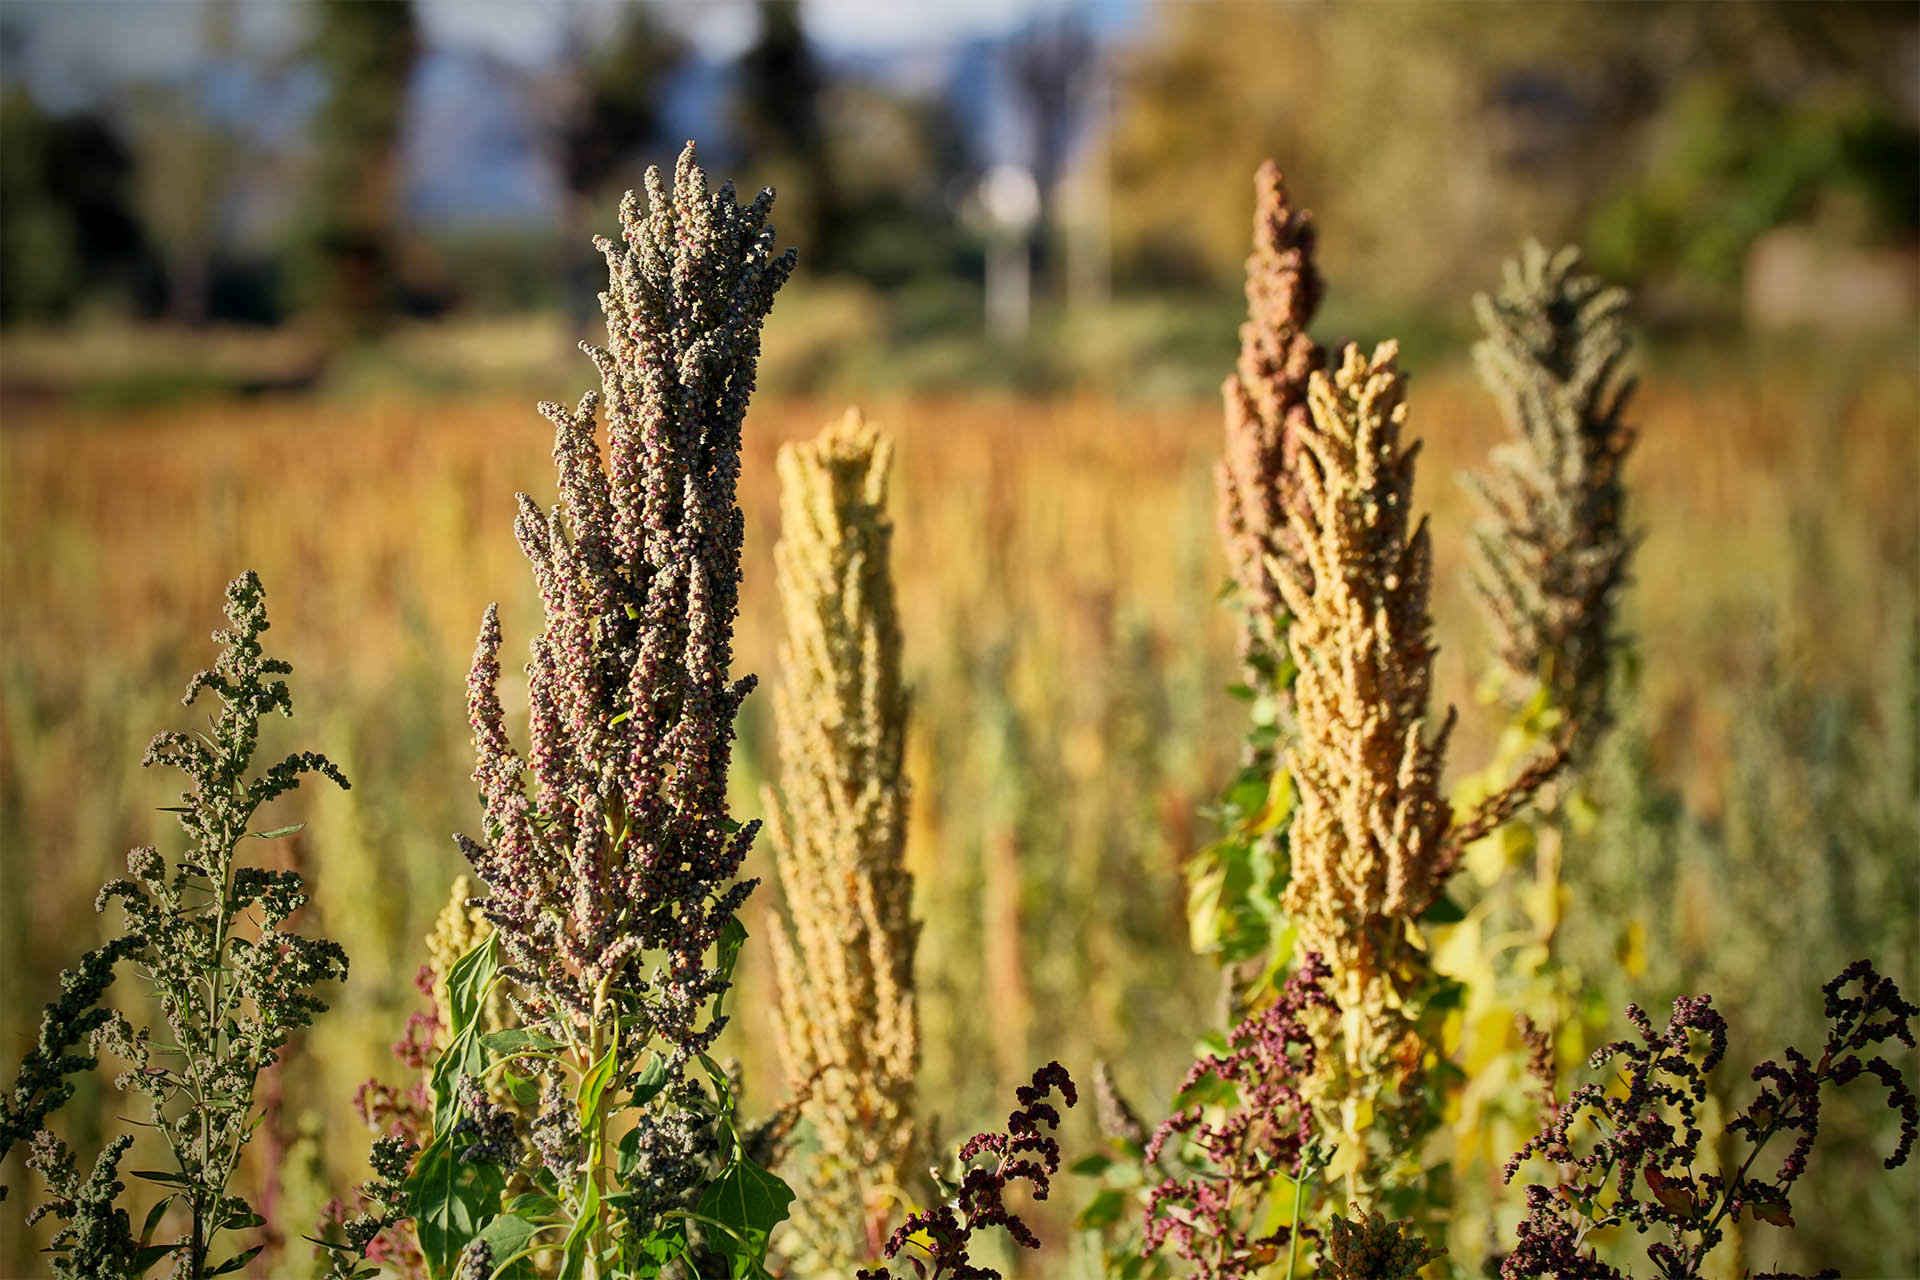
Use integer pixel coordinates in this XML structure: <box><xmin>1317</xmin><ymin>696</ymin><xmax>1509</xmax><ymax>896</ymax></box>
<box><xmin>3</xmin><ymin>319</ymin><xmax>1915</xmax><ymax>1276</ymax></box>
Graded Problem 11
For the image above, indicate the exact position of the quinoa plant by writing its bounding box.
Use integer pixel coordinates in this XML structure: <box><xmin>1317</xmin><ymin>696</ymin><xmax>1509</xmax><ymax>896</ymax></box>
<box><xmin>1275</xmin><ymin>341</ymin><xmax>1561</xmax><ymax>1203</ymax></box>
<box><xmin>764</xmin><ymin>411</ymin><xmax>922</xmax><ymax>1271</ymax></box>
<box><xmin>1188</xmin><ymin>162</ymin><xmax>1325</xmax><ymax>1001</ymax></box>
<box><xmin>1463</xmin><ymin>240</ymin><xmax>1636</xmax><ymax>743</ymax></box>
<box><xmin>857</xmin><ymin>1062</ymin><xmax>1077</xmax><ymax>1280</ymax></box>
<box><xmin>1503</xmin><ymin>960</ymin><xmax>1918</xmax><ymax>1280</ymax></box>
<box><xmin>409</xmin><ymin>142</ymin><xmax>796</xmax><ymax>1279</ymax></box>
<box><xmin>1433</xmin><ymin>240</ymin><xmax>1641</xmax><ymax>1261</ymax></box>
<box><xmin>2</xmin><ymin>570</ymin><xmax>355</xmax><ymax>1280</ymax></box>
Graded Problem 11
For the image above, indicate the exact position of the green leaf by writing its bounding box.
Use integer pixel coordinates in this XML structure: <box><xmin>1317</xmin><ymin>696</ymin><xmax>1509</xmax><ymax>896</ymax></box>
<box><xmin>301</xmin><ymin>1236</ymin><xmax>354</xmax><ymax>1254</ymax></box>
<box><xmin>1075</xmin><ymin>1188</ymin><xmax>1128</xmax><ymax>1231</ymax></box>
<box><xmin>447</xmin><ymin>934</ymin><xmax>500</xmax><ymax>1035</ymax></box>
<box><xmin>556</xmin><ymin>1178</ymin><xmax>600</xmax><ymax>1280</ymax></box>
<box><xmin>1420</xmin><ymin>894</ymin><xmax>1467</xmax><ymax>925</ymax></box>
<box><xmin>404</xmin><ymin>1133</ymin><xmax>507</xmax><ymax>1279</ymax></box>
<box><xmin>632</xmin><ymin>1217</ymin><xmax>688</xmax><ymax>1270</ymax></box>
<box><xmin>137</xmin><ymin>1196</ymin><xmax>174</xmax><ymax>1247</ymax></box>
<box><xmin>715</xmin><ymin>915</ymin><xmax>748</xmax><ymax>996</ymax></box>
<box><xmin>631</xmin><ymin>1054</ymin><xmax>669</xmax><ymax>1108</ymax></box>
<box><xmin>131</xmin><ymin>1244</ymin><xmax>178</xmax><ymax>1276</ymax></box>
<box><xmin>474</xmin><ymin>1210</ymin><xmax>549</xmax><ymax>1280</ymax></box>
<box><xmin>505</xmin><ymin>1191</ymin><xmax>561</xmax><ymax>1219</ymax></box>
<box><xmin>429</xmin><ymin>1024</ymin><xmax>484</xmax><ymax>1141</ymax></box>
<box><xmin>479</xmin><ymin>1028</ymin><xmax>566</xmax><ymax>1056</ymax></box>
<box><xmin>131</xmin><ymin>1169</ymin><xmax>194</xmax><ymax>1187</ymax></box>
<box><xmin>1068</xmin><ymin>1153</ymin><xmax>1115</xmax><ymax>1177</ymax></box>
<box><xmin>617</xmin><ymin>1125</ymin><xmax>643</xmax><ymax>1183</ymax></box>
<box><xmin>247</xmin><ymin>824</ymin><xmax>304</xmax><ymax>840</ymax></box>
<box><xmin>576</xmin><ymin>1036</ymin><xmax>619</xmax><ymax>1139</ymax></box>
<box><xmin>1224</xmin><ymin>774</ymin><xmax>1268</xmax><ymax>818</ymax></box>
<box><xmin>695</xmin><ymin>1156</ymin><xmax>795</xmax><ymax>1276</ymax></box>
<box><xmin>206</xmin><ymin>1245</ymin><xmax>265</xmax><ymax>1276</ymax></box>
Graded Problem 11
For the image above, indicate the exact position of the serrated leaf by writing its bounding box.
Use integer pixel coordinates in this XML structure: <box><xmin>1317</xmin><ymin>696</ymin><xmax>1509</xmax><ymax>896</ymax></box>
<box><xmin>633</xmin><ymin>1217</ymin><xmax>688</xmax><ymax>1269</ymax></box>
<box><xmin>404</xmin><ymin>1133</ymin><xmax>506</xmax><ymax>1279</ymax></box>
<box><xmin>695</xmin><ymin>1156</ymin><xmax>795</xmax><ymax>1275</ymax></box>
<box><xmin>447</xmin><ymin>934</ymin><xmax>499</xmax><ymax>1035</ymax></box>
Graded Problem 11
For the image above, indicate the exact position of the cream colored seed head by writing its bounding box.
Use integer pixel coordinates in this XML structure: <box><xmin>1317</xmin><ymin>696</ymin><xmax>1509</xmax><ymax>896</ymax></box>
<box><xmin>425</xmin><ymin>873</ymin><xmax>496</xmax><ymax>1041</ymax></box>
<box><xmin>765</xmin><ymin>410</ymin><xmax>920</xmax><ymax>1268</ymax></box>
<box><xmin>1276</xmin><ymin>341</ymin><xmax>1560</xmax><ymax>1198</ymax></box>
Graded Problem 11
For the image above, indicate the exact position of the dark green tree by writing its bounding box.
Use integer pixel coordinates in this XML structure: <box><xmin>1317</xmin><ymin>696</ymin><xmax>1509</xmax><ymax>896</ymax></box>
<box><xmin>733</xmin><ymin>0</ymin><xmax>839</xmax><ymax>267</ymax></box>
<box><xmin>296</xmin><ymin>0</ymin><xmax>420</xmax><ymax>338</ymax></box>
<box><xmin>0</xmin><ymin>86</ymin><xmax>155</xmax><ymax>325</ymax></box>
<box><xmin>549</xmin><ymin>2</ymin><xmax>688</xmax><ymax>327</ymax></box>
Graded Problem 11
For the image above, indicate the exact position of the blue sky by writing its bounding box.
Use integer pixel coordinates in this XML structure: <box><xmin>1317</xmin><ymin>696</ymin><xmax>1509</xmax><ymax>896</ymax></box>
<box><xmin>4</xmin><ymin>0</ymin><xmax>1142</xmax><ymax>110</ymax></box>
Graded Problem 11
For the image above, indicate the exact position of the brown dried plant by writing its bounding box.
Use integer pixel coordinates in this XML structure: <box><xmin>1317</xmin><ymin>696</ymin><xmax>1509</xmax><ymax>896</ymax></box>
<box><xmin>765</xmin><ymin>410</ymin><xmax>921</xmax><ymax>1269</ymax></box>
<box><xmin>1276</xmin><ymin>342</ymin><xmax>1559</xmax><ymax>1197</ymax></box>
<box><xmin>1217</xmin><ymin>160</ymin><xmax>1325</xmax><ymax>675</ymax></box>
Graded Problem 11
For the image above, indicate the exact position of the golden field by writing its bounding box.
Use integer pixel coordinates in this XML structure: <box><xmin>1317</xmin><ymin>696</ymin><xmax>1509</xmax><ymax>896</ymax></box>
<box><xmin>2</xmin><ymin>336</ymin><xmax>1915</xmax><ymax>1275</ymax></box>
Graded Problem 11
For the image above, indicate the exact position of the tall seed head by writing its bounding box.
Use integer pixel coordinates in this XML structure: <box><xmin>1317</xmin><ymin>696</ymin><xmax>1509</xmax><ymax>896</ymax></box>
<box><xmin>764</xmin><ymin>410</ymin><xmax>919</xmax><ymax>1267</ymax></box>
<box><xmin>457</xmin><ymin>140</ymin><xmax>792</xmax><ymax>1068</ymax></box>
<box><xmin>1278</xmin><ymin>342</ymin><xmax>1560</xmax><ymax>1193</ymax></box>
<box><xmin>1218</xmin><ymin>160</ymin><xmax>1326</xmax><ymax>670</ymax></box>
<box><xmin>1464</xmin><ymin>240</ymin><xmax>1636</xmax><ymax>742</ymax></box>
<box><xmin>1279</xmin><ymin>341</ymin><xmax>1454</xmax><ymax>976</ymax></box>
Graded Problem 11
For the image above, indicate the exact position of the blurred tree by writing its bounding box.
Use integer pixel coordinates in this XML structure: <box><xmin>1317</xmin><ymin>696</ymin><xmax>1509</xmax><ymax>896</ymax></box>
<box><xmin>1006</xmin><ymin>13</ymin><xmax>1096</xmax><ymax>297</ymax></box>
<box><xmin>1104</xmin><ymin>0</ymin><xmax>1918</xmax><ymax>315</ymax></box>
<box><xmin>128</xmin><ymin>0</ymin><xmax>238</xmax><ymax>328</ymax></box>
<box><xmin>0</xmin><ymin>86</ymin><xmax>156</xmax><ymax>326</ymax></box>
<box><xmin>548</xmin><ymin>2</ymin><xmax>687</xmax><ymax>327</ymax></box>
<box><xmin>733</xmin><ymin>0</ymin><xmax>840</xmax><ymax>269</ymax></box>
<box><xmin>295</xmin><ymin>0</ymin><xmax>421</xmax><ymax>339</ymax></box>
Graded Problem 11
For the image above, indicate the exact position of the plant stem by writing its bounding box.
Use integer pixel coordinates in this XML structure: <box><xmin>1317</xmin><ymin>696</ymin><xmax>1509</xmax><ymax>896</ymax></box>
<box><xmin>1284</xmin><ymin>1162</ymin><xmax>1308</xmax><ymax>1280</ymax></box>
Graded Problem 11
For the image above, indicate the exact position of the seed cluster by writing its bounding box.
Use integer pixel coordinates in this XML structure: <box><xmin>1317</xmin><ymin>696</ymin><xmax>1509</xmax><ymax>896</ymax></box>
<box><xmin>1143</xmin><ymin>954</ymin><xmax>1335</xmax><ymax>1277</ymax></box>
<box><xmin>764</xmin><ymin>410</ymin><xmax>921</xmax><ymax>1268</ymax></box>
<box><xmin>1463</xmin><ymin>240</ymin><xmax>1636</xmax><ymax>741</ymax></box>
<box><xmin>1504</xmin><ymin>959</ymin><xmax>1917</xmax><ymax>1280</ymax></box>
<box><xmin>455</xmin><ymin>143</ymin><xmax>792</xmax><ymax>1206</ymax></box>
<box><xmin>1278</xmin><ymin>342</ymin><xmax>1557</xmax><ymax>1191</ymax></box>
<box><xmin>857</xmin><ymin>1062</ymin><xmax>1076</xmax><ymax>1280</ymax></box>
<box><xmin>1217</xmin><ymin>160</ymin><xmax>1325</xmax><ymax>673</ymax></box>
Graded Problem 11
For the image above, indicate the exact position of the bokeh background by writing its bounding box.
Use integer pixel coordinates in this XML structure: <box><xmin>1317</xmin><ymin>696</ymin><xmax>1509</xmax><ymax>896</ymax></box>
<box><xmin>1</xmin><ymin>1</ymin><xmax>1916</xmax><ymax>1276</ymax></box>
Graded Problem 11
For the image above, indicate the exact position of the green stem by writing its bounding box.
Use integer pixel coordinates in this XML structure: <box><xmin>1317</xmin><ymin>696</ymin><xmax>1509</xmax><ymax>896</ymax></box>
<box><xmin>1284</xmin><ymin>1162</ymin><xmax>1308</xmax><ymax>1280</ymax></box>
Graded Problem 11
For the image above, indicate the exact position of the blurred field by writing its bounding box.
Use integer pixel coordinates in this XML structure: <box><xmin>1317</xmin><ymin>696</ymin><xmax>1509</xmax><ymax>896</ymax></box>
<box><xmin>2</xmin><ymin>333</ymin><xmax>1916</xmax><ymax>1274</ymax></box>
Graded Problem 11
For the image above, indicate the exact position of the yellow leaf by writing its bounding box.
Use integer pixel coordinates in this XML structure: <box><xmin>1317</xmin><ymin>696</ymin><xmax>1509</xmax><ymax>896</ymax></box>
<box><xmin>1465</xmin><ymin>833</ymin><xmax>1507</xmax><ymax>887</ymax></box>
<box><xmin>1616</xmin><ymin>919</ymin><xmax>1647</xmax><ymax>979</ymax></box>
<box><xmin>1247</xmin><ymin>768</ymin><xmax>1295</xmax><ymax>835</ymax></box>
<box><xmin>1323</xmin><ymin>1140</ymin><xmax>1361</xmax><ymax>1185</ymax></box>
